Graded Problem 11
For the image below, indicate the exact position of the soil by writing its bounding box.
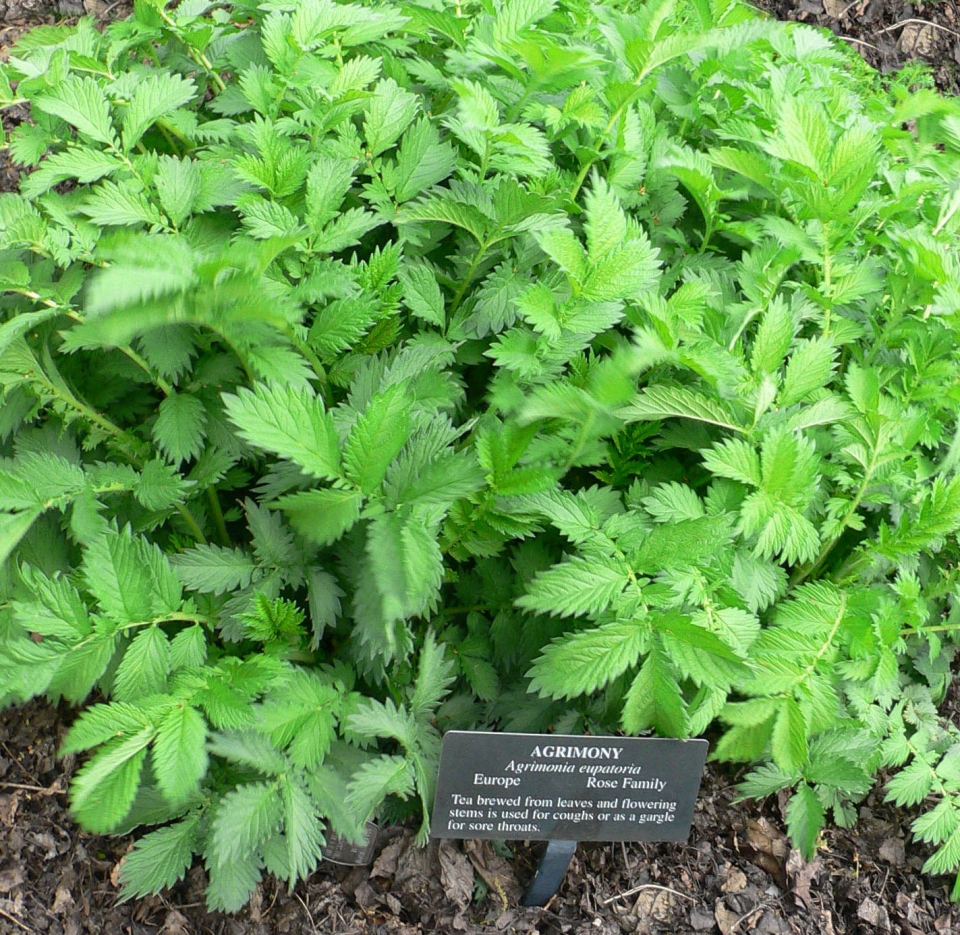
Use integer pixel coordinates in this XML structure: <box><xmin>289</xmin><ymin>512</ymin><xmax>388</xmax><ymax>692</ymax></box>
<box><xmin>3</xmin><ymin>1</ymin><xmax>960</xmax><ymax>933</ymax></box>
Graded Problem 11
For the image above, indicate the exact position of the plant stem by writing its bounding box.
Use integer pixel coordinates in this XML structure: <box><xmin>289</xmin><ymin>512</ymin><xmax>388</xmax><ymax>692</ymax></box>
<box><xmin>206</xmin><ymin>486</ymin><xmax>231</xmax><ymax>546</ymax></box>
<box><xmin>449</xmin><ymin>243</ymin><xmax>490</xmax><ymax>315</ymax></box>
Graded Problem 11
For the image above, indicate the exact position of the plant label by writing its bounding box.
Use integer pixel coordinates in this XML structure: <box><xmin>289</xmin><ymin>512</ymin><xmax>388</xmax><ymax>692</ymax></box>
<box><xmin>431</xmin><ymin>731</ymin><xmax>708</xmax><ymax>842</ymax></box>
<box><xmin>322</xmin><ymin>821</ymin><xmax>379</xmax><ymax>865</ymax></box>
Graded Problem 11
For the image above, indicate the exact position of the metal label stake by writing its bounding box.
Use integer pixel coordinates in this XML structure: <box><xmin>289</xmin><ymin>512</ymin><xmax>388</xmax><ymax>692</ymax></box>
<box><xmin>522</xmin><ymin>839</ymin><xmax>578</xmax><ymax>906</ymax></box>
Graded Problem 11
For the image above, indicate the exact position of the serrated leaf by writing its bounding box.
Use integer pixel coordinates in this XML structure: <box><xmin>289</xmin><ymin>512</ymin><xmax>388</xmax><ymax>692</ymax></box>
<box><xmin>621</xmin><ymin>641</ymin><xmax>689</xmax><ymax>737</ymax></box>
<box><xmin>70</xmin><ymin>727</ymin><xmax>155</xmax><ymax>833</ymax></box>
<box><xmin>272</xmin><ymin>488</ymin><xmax>363</xmax><ymax>547</ymax></box>
<box><xmin>118</xmin><ymin>815</ymin><xmax>200</xmax><ymax>901</ymax></box>
<box><xmin>122</xmin><ymin>73</ymin><xmax>196</xmax><ymax>150</ymax></box>
<box><xmin>280</xmin><ymin>775</ymin><xmax>325</xmax><ymax>884</ymax></box>
<box><xmin>392</xmin><ymin>117</ymin><xmax>457</xmax><ymax>202</ymax></box>
<box><xmin>212</xmin><ymin>782</ymin><xmax>283</xmax><ymax>866</ymax></box>
<box><xmin>171</xmin><ymin>544</ymin><xmax>259</xmax><ymax>595</ymax></box>
<box><xmin>409</xmin><ymin>631</ymin><xmax>455</xmax><ymax>719</ymax></box>
<box><xmin>398</xmin><ymin>261</ymin><xmax>444</xmax><ymax>327</ymax></box>
<box><xmin>79</xmin><ymin>180</ymin><xmax>166</xmax><ymax>227</ymax></box>
<box><xmin>204</xmin><ymin>849</ymin><xmax>262</xmax><ymax>913</ymax></box>
<box><xmin>785</xmin><ymin>783</ymin><xmax>824</xmax><ymax>860</ymax></box>
<box><xmin>170</xmin><ymin>625</ymin><xmax>207</xmax><ymax>669</ymax></box>
<box><xmin>780</xmin><ymin>338</ymin><xmax>837</xmax><ymax>408</ymax></box>
<box><xmin>771</xmin><ymin>697</ymin><xmax>808</xmax><ymax>772</ymax></box>
<box><xmin>60</xmin><ymin>702</ymin><xmax>153</xmax><ymax>755</ymax></box>
<box><xmin>363</xmin><ymin>78</ymin><xmax>419</xmax><ymax>157</ymax></box>
<box><xmin>516</xmin><ymin>556</ymin><xmax>627</xmax><ymax>618</ymax></box>
<box><xmin>885</xmin><ymin>759</ymin><xmax>935</xmax><ymax>807</ymax></box>
<box><xmin>366</xmin><ymin>510</ymin><xmax>443</xmax><ymax>623</ymax></box>
<box><xmin>584</xmin><ymin>175</ymin><xmax>627</xmax><ymax>261</ymax></box>
<box><xmin>529</xmin><ymin>620</ymin><xmax>647</xmax><ymax>700</ymax></box>
<box><xmin>259</xmin><ymin>669</ymin><xmax>339</xmax><ymax>770</ymax></box>
<box><xmin>34</xmin><ymin>76</ymin><xmax>116</xmax><ymax>145</ymax></box>
<box><xmin>344</xmin><ymin>385</ymin><xmax>413</xmax><ymax>494</ymax></box>
<box><xmin>621</xmin><ymin>386</ymin><xmax>746</xmax><ymax>432</ymax></box>
<box><xmin>0</xmin><ymin>509</ymin><xmax>41</xmax><ymax>565</ymax></box>
<box><xmin>345</xmin><ymin>754</ymin><xmax>414</xmax><ymax>819</ymax></box>
<box><xmin>113</xmin><ymin>627</ymin><xmax>171</xmax><ymax>701</ymax></box>
<box><xmin>305</xmin><ymin>156</ymin><xmax>354</xmax><ymax>229</ymax></box>
<box><xmin>153</xmin><ymin>704</ymin><xmax>207</xmax><ymax>808</ymax></box>
<box><xmin>134</xmin><ymin>459</ymin><xmax>192</xmax><ymax>511</ymax></box>
<box><xmin>223</xmin><ymin>384</ymin><xmax>341</xmax><ymax>480</ymax></box>
<box><xmin>153</xmin><ymin>391</ymin><xmax>207</xmax><ymax>466</ymax></box>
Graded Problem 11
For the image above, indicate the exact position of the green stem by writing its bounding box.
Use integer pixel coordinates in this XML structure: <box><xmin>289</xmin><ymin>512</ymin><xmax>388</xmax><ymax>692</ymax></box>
<box><xmin>282</xmin><ymin>325</ymin><xmax>328</xmax><ymax>384</ymax></box>
<box><xmin>449</xmin><ymin>242</ymin><xmax>489</xmax><ymax>315</ymax></box>
<box><xmin>206</xmin><ymin>486</ymin><xmax>231</xmax><ymax>547</ymax></box>
<box><xmin>157</xmin><ymin>7</ymin><xmax>227</xmax><ymax>92</ymax></box>
<box><xmin>902</xmin><ymin>623</ymin><xmax>960</xmax><ymax>636</ymax></box>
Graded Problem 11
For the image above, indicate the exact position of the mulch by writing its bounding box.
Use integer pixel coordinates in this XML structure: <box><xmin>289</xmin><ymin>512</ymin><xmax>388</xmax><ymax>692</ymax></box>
<box><xmin>2</xmin><ymin>0</ymin><xmax>960</xmax><ymax>932</ymax></box>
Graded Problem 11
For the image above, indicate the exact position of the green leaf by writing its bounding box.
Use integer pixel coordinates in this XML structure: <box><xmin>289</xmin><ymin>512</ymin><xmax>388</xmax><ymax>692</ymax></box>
<box><xmin>584</xmin><ymin>175</ymin><xmax>627</xmax><ymax>261</ymax></box>
<box><xmin>223</xmin><ymin>384</ymin><xmax>341</xmax><ymax>480</ymax></box>
<box><xmin>785</xmin><ymin>783</ymin><xmax>824</xmax><ymax>860</ymax></box>
<box><xmin>70</xmin><ymin>727</ymin><xmax>155</xmax><ymax>833</ymax></box>
<box><xmin>392</xmin><ymin>117</ymin><xmax>457</xmax><ymax>202</ymax></box>
<box><xmin>345</xmin><ymin>754</ymin><xmax>414</xmax><ymax>820</ymax></box>
<box><xmin>366</xmin><ymin>510</ymin><xmax>444</xmax><ymax>623</ymax></box>
<box><xmin>305</xmin><ymin>156</ymin><xmax>355</xmax><ymax>229</ymax></box>
<box><xmin>621</xmin><ymin>641</ymin><xmax>689</xmax><ymax>737</ymax></box>
<box><xmin>911</xmin><ymin>799</ymin><xmax>959</xmax><ymax>845</ymax></box>
<box><xmin>703</xmin><ymin>438</ymin><xmax>761</xmax><ymax>487</ymax></box>
<box><xmin>771</xmin><ymin>697</ymin><xmax>808</xmax><ymax>772</ymax></box>
<box><xmin>113</xmin><ymin>627</ymin><xmax>171</xmax><ymax>701</ymax></box>
<box><xmin>60</xmin><ymin>702</ymin><xmax>152</xmax><ymax>755</ymax></box>
<box><xmin>153</xmin><ymin>704</ymin><xmax>208</xmax><ymax>808</ymax></box>
<box><xmin>780</xmin><ymin>338</ymin><xmax>837</xmax><ymax>408</ymax></box>
<box><xmin>154</xmin><ymin>156</ymin><xmax>203</xmax><ymax>228</ymax></box>
<box><xmin>621</xmin><ymin>386</ymin><xmax>746</xmax><ymax>432</ymax></box>
<box><xmin>344</xmin><ymin>385</ymin><xmax>413</xmax><ymax>494</ymax></box>
<box><xmin>280</xmin><ymin>775</ymin><xmax>325</xmax><ymax>884</ymax></box>
<box><xmin>0</xmin><ymin>509</ymin><xmax>42</xmax><ymax>565</ymax></box>
<box><xmin>20</xmin><ymin>149</ymin><xmax>124</xmax><ymax>199</ymax></box>
<box><xmin>34</xmin><ymin>76</ymin><xmax>116</xmax><ymax>145</ymax></box>
<box><xmin>398</xmin><ymin>261</ymin><xmax>445</xmax><ymax>327</ymax></box>
<box><xmin>82</xmin><ymin>531</ymin><xmax>156</xmax><ymax>625</ymax></box>
<box><xmin>363</xmin><ymin>78</ymin><xmax>419</xmax><ymax>157</ymax></box>
<box><xmin>118</xmin><ymin>816</ymin><xmax>200</xmax><ymax>901</ymax></box>
<box><xmin>750</xmin><ymin>296</ymin><xmax>795</xmax><ymax>375</ymax></box>
<box><xmin>212</xmin><ymin>782</ymin><xmax>283</xmax><ymax>866</ymax></box>
<box><xmin>259</xmin><ymin>669</ymin><xmax>339</xmax><ymax>770</ymax></box>
<box><xmin>409</xmin><ymin>631</ymin><xmax>456</xmax><ymax>719</ymax></box>
<box><xmin>204</xmin><ymin>850</ymin><xmax>262</xmax><ymax>913</ymax></box>
<box><xmin>516</xmin><ymin>556</ymin><xmax>627</xmax><ymax>618</ymax></box>
<box><xmin>529</xmin><ymin>620</ymin><xmax>648</xmax><ymax>700</ymax></box>
<box><xmin>171</xmin><ymin>544</ymin><xmax>260</xmax><ymax>595</ymax></box>
<box><xmin>122</xmin><ymin>73</ymin><xmax>196</xmax><ymax>151</ymax></box>
<box><xmin>79</xmin><ymin>181</ymin><xmax>166</xmax><ymax>227</ymax></box>
<box><xmin>922</xmin><ymin>822</ymin><xmax>960</xmax><ymax>876</ymax></box>
<box><xmin>885</xmin><ymin>760</ymin><xmax>935</xmax><ymax>807</ymax></box>
<box><xmin>272</xmin><ymin>488</ymin><xmax>364</xmax><ymax>547</ymax></box>
<box><xmin>170</xmin><ymin>625</ymin><xmax>207</xmax><ymax>669</ymax></box>
<box><xmin>153</xmin><ymin>391</ymin><xmax>207</xmax><ymax>466</ymax></box>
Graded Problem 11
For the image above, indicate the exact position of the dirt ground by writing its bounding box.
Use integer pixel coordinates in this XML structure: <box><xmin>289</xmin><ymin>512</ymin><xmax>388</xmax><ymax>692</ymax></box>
<box><xmin>3</xmin><ymin>0</ymin><xmax>960</xmax><ymax>933</ymax></box>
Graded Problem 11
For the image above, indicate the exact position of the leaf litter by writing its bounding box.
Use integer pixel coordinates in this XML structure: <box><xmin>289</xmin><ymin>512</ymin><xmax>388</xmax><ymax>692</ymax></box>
<box><xmin>1</xmin><ymin>699</ymin><xmax>958</xmax><ymax>935</ymax></box>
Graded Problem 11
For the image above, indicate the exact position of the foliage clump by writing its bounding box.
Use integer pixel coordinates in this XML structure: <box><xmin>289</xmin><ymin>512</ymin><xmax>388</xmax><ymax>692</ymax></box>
<box><xmin>3</xmin><ymin>0</ymin><xmax>960</xmax><ymax>910</ymax></box>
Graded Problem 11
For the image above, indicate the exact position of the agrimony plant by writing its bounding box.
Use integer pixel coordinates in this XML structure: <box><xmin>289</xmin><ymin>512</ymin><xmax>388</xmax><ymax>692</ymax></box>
<box><xmin>2</xmin><ymin>0</ymin><xmax>960</xmax><ymax>909</ymax></box>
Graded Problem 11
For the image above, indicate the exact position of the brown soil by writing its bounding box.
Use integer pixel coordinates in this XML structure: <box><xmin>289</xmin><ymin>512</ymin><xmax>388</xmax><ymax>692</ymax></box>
<box><xmin>1</xmin><ymin>698</ymin><xmax>957</xmax><ymax>935</ymax></box>
<box><xmin>3</xmin><ymin>2</ymin><xmax>960</xmax><ymax>933</ymax></box>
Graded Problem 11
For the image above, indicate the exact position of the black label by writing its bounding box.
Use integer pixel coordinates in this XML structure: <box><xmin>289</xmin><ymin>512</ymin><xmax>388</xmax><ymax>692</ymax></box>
<box><xmin>431</xmin><ymin>732</ymin><xmax>708</xmax><ymax>842</ymax></box>
<box><xmin>322</xmin><ymin>821</ymin><xmax>379</xmax><ymax>865</ymax></box>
